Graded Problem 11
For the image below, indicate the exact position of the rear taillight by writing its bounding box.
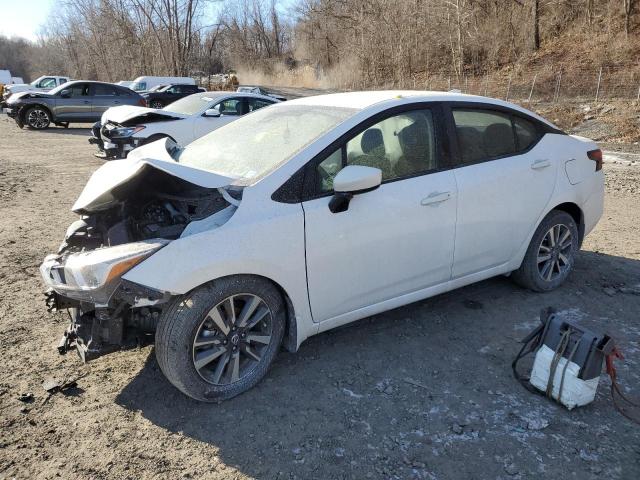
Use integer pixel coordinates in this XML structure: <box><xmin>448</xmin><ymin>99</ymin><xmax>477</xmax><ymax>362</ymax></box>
<box><xmin>138</xmin><ymin>98</ymin><xmax>147</xmax><ymax>107</ymax></box>
<box><xmin>587</xmin><ymin>149</ymin><xmax>603</xmax><ymax>171</ymax></box>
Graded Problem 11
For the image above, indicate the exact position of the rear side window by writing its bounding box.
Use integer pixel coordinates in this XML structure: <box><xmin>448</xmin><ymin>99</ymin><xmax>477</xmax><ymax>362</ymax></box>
<box><xmin>94</xmin><ymin>84</ymin><xmax>118</xmax><ymax>96</ymax></box>
<box><xmin>453</xmin><ymin>109</ymin><xmax>515</xmax><ymax>163</ymax></box>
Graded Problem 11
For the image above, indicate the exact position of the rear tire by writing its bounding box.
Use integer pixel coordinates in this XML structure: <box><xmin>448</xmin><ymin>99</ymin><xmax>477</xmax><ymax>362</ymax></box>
<box><xmin>512</xmin><ymin>210</ymin><xmax>579</xmax><ymax>292</ymax></box>
<box><xmin>155</xmin><ymin>276</ymin><xmax>286</xmax><ymax>402</ymax></box>
<box><xmin>24</xmin><ymin>106</ymin><xmax>51</xmax><ymax>129</ymax></box>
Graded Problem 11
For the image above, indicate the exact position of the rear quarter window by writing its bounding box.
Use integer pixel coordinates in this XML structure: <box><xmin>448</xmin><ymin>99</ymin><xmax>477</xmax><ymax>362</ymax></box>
<box><xmin>513</xmin><ymin>116</ymin><xmax>539</xmax><ymax>151</ymax></box>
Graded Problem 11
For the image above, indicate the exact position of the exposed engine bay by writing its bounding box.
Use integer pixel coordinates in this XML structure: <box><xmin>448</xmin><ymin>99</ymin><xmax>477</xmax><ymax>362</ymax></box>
<box><xmin>43</xmin><ymin>166</ymin><xmax>240</xmax><ymax>361</ymax></box>
<box><xmin>60</xmin><ymin>167</ymin><xmax>233</xmax><ymax>253</ymax></box>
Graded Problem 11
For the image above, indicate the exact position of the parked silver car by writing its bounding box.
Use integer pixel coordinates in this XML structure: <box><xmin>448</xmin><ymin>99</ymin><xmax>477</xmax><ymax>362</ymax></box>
<box><xmin>5</xmin><ymin>81</ymin><xmax>146</xmax><ymax>129</ymax></box>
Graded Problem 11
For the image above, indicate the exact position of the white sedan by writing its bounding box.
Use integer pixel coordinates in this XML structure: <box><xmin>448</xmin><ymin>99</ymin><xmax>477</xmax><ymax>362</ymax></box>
<box><xmin>41</xmin><ymin>91</ymin><xmax>604</xmax><ymax>401</ymax></box>
<box><xmin>89</xmin><ymin>91</ymin><xmax>279</xmax><ymax>158</ymax></box>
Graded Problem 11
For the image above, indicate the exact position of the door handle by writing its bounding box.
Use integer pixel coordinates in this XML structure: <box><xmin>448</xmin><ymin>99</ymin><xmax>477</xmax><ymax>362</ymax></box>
<box><xmin>421</xmin><ymin>191</ymin><xmax>452</xmax><ymax>206</ymax></box>
<box><xmin>83</xmin><ymin>100</ymin><xmax>90</xmax><ymax>104</ymax></box>
<box><xmin>531</xmin><ymin>159</ymin><xmax>551</xmax><ymax>169</ymax></box>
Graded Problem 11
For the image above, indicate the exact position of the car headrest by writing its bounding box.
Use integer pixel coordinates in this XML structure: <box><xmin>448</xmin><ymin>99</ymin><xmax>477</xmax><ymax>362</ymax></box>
<box><xmin>398</xmin><ymin>120</ymin><xmax>429</xmax><ymax>157</ymax></box>
<box><xmin>483</xmin><ymin>123</ymin><xmax>515</xmax><ymax>157</ymax></box>
<box><xmin>361</xmin><ymin>128</ymin><xmax>385</xmax><ymax>155</ymax></box>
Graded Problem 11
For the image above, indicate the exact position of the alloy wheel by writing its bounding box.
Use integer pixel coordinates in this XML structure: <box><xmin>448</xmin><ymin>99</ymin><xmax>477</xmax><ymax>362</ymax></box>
<box><xmin>27</xmin><ymin>108</ymin><xmax>50</xmax><ymax>129</ymax></box>
<box><xmin>192</xmin><ymin>294</ymin><xmax>273</xmax><ymax>385</ymax></box>
<box><xmin>537</xmin><ymin>224</ymin><xmax>573</xmax><ymax>282</ymax></box>
<box><xmin>151</xmin><ymin>101</ymin><xmax>163</xmax><ymax>109</ymax></box>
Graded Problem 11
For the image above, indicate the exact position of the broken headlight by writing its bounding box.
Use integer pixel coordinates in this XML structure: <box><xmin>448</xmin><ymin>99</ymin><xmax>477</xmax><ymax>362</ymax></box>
<box><xmin>110</xmin><ymin>125</ymin><xmax>146</xmax><ymax>138</ymax></box>
<box><xmin>40</xmin><ymin>240</ymin><xmax>168</xmax><ymax>305</ymax></box>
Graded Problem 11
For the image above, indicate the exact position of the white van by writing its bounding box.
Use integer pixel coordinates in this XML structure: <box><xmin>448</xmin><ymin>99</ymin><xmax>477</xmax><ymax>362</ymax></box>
<box><xmin>130</xmin><ymin>76</ymin><xmax>196</xmax><ymax>92</ymax></box>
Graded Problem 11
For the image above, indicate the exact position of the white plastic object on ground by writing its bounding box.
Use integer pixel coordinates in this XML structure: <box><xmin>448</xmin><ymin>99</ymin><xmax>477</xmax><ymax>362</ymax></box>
<box><xmin>530</xmin><ymin>344</ymin><xmax>599</xmax><ymax>410</ymax></box>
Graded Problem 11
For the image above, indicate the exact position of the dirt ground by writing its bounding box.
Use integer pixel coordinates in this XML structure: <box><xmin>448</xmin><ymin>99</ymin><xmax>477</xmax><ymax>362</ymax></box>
<box><xmin>0</xmin><ymin>112</ymin><xmax>639</xmax><ymax>480</ymax></box>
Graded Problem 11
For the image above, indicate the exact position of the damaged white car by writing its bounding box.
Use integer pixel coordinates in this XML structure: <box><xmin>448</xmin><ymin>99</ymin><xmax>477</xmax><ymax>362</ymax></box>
<box><xmin>89</xmin><ymin>91</ymin><xmax>279</xmax><ymax>159</ymax></box>
<box><xmin>41</xmin><ymin>91</ymin><xmax>604</xmax><ymax>402</ymax></box>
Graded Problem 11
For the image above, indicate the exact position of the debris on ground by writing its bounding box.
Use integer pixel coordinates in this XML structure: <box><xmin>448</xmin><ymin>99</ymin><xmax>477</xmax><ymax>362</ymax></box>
<box><xmin>17</xmin><ymin>392</ymin><xmax>34</xmax><ymax>403</ymax></box>
<box><xmin>41</xmin><ymin>374</ymin><xmax>85</xmax><ymax>404</ymax></box>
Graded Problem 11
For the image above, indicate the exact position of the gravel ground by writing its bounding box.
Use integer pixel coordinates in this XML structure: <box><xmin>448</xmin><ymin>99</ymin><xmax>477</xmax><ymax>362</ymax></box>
<box><xmin>0</xmin><ymin>114</ymin><xmax>639</xmax><ymax>480</ymax></box>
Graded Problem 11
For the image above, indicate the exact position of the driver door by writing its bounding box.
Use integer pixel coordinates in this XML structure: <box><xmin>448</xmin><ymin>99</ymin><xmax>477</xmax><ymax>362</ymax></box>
<box><xmin>55</xmin><ymin>83</ymin><xmax>93</xmax><ymax>121</ymax></box>
<box><xmin>302</xmin><ymin>106</ymin><xmax>458</xmax><ymax>324</ymax></box>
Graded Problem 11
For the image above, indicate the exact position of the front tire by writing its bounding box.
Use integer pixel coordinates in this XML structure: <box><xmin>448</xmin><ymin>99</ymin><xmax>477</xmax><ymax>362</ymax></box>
<box><xmin>155</xmin><ymin>276</ymin><xmax>286</xmax><ymax>402</ymax></box>
<box><xmin>512</xmin><ymin>210</ymin><xmax>579</xmax><ymax>292</ymax></box>
<box><xmin>24</xmin><ymin>106</ymin><xmax>51</xmax><ymax>129</ymax></box>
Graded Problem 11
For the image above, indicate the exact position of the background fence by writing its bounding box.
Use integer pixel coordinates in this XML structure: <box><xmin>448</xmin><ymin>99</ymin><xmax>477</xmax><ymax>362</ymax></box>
<box><xmin>339</xmin><ymin>66</ymin><xmax>640</xmax><ymax>104</ymax></box>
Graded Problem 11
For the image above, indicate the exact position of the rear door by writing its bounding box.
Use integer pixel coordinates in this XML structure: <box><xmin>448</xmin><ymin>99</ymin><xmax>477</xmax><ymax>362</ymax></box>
<box><xmin>92</xmin><ymin>84</ymin><xmax>121</xmax><ymax>117</ymax></box>
<box><xmin>446</xmin><ymin>105</ymin><xmax>557</xmax><ymax>278</ymax></box>
<box><xmin>302</xmin><ymin>105</ymin><xmax>458</xmax><ymax>323</ymax></box>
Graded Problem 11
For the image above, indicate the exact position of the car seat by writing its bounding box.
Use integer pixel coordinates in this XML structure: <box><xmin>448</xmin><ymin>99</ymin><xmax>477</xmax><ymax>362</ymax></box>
<box><xmin>395</xmin><ymin>118</ymin><xmax>434</xmax><ymax>176</ymax></box>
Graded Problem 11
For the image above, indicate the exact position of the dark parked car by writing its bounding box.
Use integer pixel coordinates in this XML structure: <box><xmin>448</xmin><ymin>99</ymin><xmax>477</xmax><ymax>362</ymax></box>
<box><xmin>4</xmin><ymin>81</ymin><xmax>146</xmax><ymax>129</ymax></box>
<box><xmin>142</xmin><ymin>84</ymin><xmax>204</xmax><ymax>109</ymax></box>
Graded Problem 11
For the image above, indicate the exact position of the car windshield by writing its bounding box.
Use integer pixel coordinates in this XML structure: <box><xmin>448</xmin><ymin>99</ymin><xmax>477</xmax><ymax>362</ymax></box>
<box><xmin>172</xmin><ymin>104</ymin><xmax>358</xmax><ymax>184</ymax></box>
<box><xmin>131</xmin><ymin>82</ymin><xmax>146</xmax><ymax>91</ymax></box>
<box><xmin>163</xmin><ymin>93</ymin><xmax>226</xmax><ymax>115</ymax></box>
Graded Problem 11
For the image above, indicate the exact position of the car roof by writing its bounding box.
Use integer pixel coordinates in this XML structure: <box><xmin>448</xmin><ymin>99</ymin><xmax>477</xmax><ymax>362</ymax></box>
<box><xmin>189</xmin><ymin>91</ymin><xmax>278</xmax><ymax>100</ymax></box>
<box><xmin>286</xmin><ymin>90</ymin><xmax>555</xmax><ymax>127</ymax></box>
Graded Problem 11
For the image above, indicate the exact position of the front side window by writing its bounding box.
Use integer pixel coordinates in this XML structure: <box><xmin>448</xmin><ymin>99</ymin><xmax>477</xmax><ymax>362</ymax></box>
<box><xmin>316</xmin><ymin>109</ymin><xmax>438</xmax><ymax>192</ymax></box>
<box><xmin>248</xmin><ymin>98</ymin><xmax>274</xmax><ymax>111</ymax></box>
<box><xmin>216</xmin><ymin>98</ymin><xmax>247</xmax><ymax>116</ymax></box>
<box><xmin>67</xmin><ymin>83</ymin><xmax>91</xmax><ymax>97</ymax></box>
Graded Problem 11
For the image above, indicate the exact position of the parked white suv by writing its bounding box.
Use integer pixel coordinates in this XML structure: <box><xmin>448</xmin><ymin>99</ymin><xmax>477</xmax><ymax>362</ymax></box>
<box><xmin>2</xmin><ymin>75</ymin><xmax>70</xmax><ymax>101</ymax></box>
<box><xmin>40</xmin><ymin>91</ymin><xmax>604</xmax><ymax>402</ymax></box>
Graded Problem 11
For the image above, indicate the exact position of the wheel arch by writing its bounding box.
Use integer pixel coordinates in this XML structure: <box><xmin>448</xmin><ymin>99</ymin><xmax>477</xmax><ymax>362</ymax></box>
<box><xmin>141</xmin><ymin>133</ymin><xmax>176</xmax><ymax>146</ymax></box>
<box><xmin>186</xmin><ymin>273</ymin><xmax>300</xmax><ymax>353</ymax></box>
<box><xmin>550</xmin><ymin>202</ymin><xmax>585</xmax><ymax>246</ymax></box>
<box><xmin>21</xmin><ymin>103</ymin><xmax>53</xmax><ymax>122</ymax></box>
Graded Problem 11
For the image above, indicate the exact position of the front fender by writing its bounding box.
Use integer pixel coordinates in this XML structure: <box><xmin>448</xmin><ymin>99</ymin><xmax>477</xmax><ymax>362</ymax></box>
<box><xmin>122</xmin><ymin>200</ymin><xmax>316</xmax><ymax>347</ymax></box>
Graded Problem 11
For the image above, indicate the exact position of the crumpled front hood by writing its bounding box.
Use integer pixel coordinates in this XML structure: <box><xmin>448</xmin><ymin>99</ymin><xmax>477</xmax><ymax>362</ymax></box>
<box><xmin>5</xmin><ymin>84</ymin><xmax>31</xmax><ymax>92</ymax></box>
<box><xmin>101</xmin><ymin>105</ymin><xmax>187</xmax><ymax>124</ymax></box>
<box><xmin>8</xmin><ymin>90</ymin><xmax>52</xmax><ymax>102</ymax></box>
<box><xmin>72</xmin><ymin>138</ymin><xmax>236</xmax><ymax>213</ymax></box>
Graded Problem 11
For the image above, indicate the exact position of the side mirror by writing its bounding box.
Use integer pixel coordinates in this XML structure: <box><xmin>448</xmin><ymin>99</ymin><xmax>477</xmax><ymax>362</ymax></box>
<box><xmin>329</xmin><ymin>165</ymin><xmax>382</xmax><ymax>213</ymax></box>
<box><xmin>203</xmin><ymin>108</ymin><xmax>221</xmax><ymax>117</ymax></box>
<box><xmin>59</xmin><ymin>89</ymin><xmax>71</xmax><ymax>98</ymax></box>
